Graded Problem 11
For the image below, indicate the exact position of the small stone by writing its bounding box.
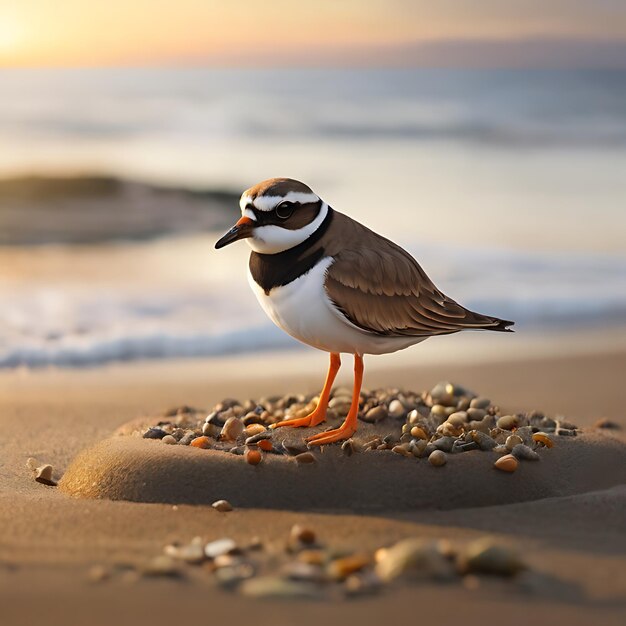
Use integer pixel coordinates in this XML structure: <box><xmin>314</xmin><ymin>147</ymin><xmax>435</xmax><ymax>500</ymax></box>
<box><xmin>221</xmin><ymin>417</ymin><xmax>244</xmax><ymax>442</ymax></box>
<box><xmin>556</xmin><ymin>428</ymin><xmax>577</xmax><ymax>437</ymax></box>
<box><xmin>294</xmin><ymin>452</ymin><xmax>317</xmax><ymax>464</ymax></box>
<box><xmin>26</xmin><ymin>457</ymin><xmax>38</xmax><ymax>471</ymax></box>
<box><xmin>497</xmin><ymin>415</ymin><xmax>518</xmax><ymax>430</ymax></box>
<box><xmin>448</xmin><ymin>411</ymin><xmax>468</xmax><ymax>426</ymax></box>
<box><xmin>494</xmin><ymin>454</ymin><xmax>518</xmax><ymax>472</ymax></box>
<box><xmin>363</xmin><ymin>405</ymin><xmax>388</xmax><ymax>423</ymax></box>
<box><xmin>328</xmin><ymin>396</ymin><xmax>352</xmax><ymax>410</ymax></box>
<box><xmin>240</xmin><ymin>576</ymin><xmax>322</xmax><ymax>599</ymax></box>
<box><xmin>290</xmin><ymin>525</ymin><xmax>316</xmax><ymax>546</ymax></box>
<box><xmin>161</xmin><ymin>434</ymin><xmax>177</xmax><ymax>445</ymax></box>
<box><xmin>142</xmin><ymin>555</ymin><xmax>181</xmax><ymax>578</ymax></box>
<box><xmin>512</xmin><ymin>444</ymin><xmax>540</xmax><ymax>461</ymax></box>
<box><xmin>594</xmin><ymin>418</ymin><xmax>621</xmax><ymax>430</ymax></box>
<box><xmin>34</xmin><ymin>464</ymin><xmax>57</xmax><ymax>486</ymax></box>
<box><xmin>428</xmin><ymin>450</ymin><xmax>447</xmax><ymax>467</ymax></box>
<box><xmin>410</xmin><ymin>426</ymin><xmax>428</xmax><ymax>440</ymax></box>
<box><xmin>297</xmin><ymin>549</ymin><xmax>325</xmax><ymax>566</ymax></box>
<box><xmin>457</xmin><ymin>538</ymin><xmax>525</xmax><ymax>577</ymax></box>
<box><xmin>179</xmin><ymin>431</ymin><xmax>197</xmax><ymax>445</ymax></box>
<box><xmin>375</xmin><ymin>539</ymin><xmax>455</xmax><ymax>582</ymax></box>
<box><xmin>392</xmin><ymin>444</ymin><xmax>413</xmax><ymax>458</ymax></box>
<box><xmin>190</xmin><ymin>436</ymin><xmax>211</xmax><ymax>449</ymax></box>
<box><xmin>214</xmin><ymin>562</ymin><xmax>256</xmax><ymax>587</ymax></box>
<box><xmin>344</xmin><ymin>572</ymin><xmax>382</xmax><ymax>597</ymax></box>
<box><xmin>244</xmin><ymin>423</ymin><xmax>267</xmax><ymax>437</ymax></box>
<box><xmin>212</xmin><ymin>499</ymin><xmax>233</xmax><ymax>512</ymax></box>
<box><xmin>164</xmin><ymin>540</ymin><xmax>205</xmax><ymax>564</ymax></box>
<box><xmin>432</xmin><ymin>436</ymin><xmax>455</xmax><ymax>452</ymax></box>
<box><xmin>532</xmin><ymin>432</ymin><xmax>554</xmax><ymax>448</ymax></box>
<box><xmin>505</xmin><ymin>434</ymin><xmax>523</xmax><ymax>451</ymax></box>
<box><xmin>327</xmin><ymin>553</ymin><xmax>371</xmax><ymax>580</ymax></box>
<box><xmin>283</xmin><ymin>561</ymin><xmax>327</xmax><ymax>584</ymax></box>
<box><xmin>143</xmin><ymin>427</ymin><xmax>166</xmax><ymax>440</ymax></box>
<box><xmin>466</xmin><ymin>408</ymin><xmax>486</xmax><ymax>420</ymax></box>
<box><xmin>470</xmin><ymin>397</ymin><xmax>491</xmax><ymax>410</ymax></box>
<box><xmin>493</xmin><ymin>444</ymin><xmax>508</xmax><ymax>454</ymax></box>
<box><xmin>205</xmin><ymin>538</ymin><xmax>238</xmax><ymax>559</ymax></box>
<box><xmin>388</xmin><ymin>400</ymin><xmax>405</xmax><ymax>418</ymax></box>
<box><xmin>202</xmin><ymin>422</ymin><xmax>219</xmax><ymax>437</ymax></box>
<box><xmin>245</xmin><ymin>448</ymin><xmax>263</xmax><ymax>466</ymax></box>
<box><xmin>470</xmin><ymin>430</ymin><xmax>497</xmax><ymax>451</ymax></box>
<box><xmin>341</xmin><ymin>439</ymin><xmax>360</xmax><ymax>456</ymax></box>
<box><xmin>87</xmin><ymin>565</ymin><xmax>110</xmax><ymax>583</ymax></box>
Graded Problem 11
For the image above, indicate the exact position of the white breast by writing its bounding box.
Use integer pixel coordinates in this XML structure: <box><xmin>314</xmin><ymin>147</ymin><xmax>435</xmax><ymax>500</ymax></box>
<box><xmin>248</xmin><ymin>257</ymin><xmax>427</xmax><ymax>356</ymax></box>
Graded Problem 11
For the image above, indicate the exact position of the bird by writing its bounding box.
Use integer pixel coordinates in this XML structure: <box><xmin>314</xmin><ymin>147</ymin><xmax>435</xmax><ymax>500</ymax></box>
<box><xmin>215</xmin><ymin>178</ymin><xmax>514</xmax><ymax>446</ymax></box>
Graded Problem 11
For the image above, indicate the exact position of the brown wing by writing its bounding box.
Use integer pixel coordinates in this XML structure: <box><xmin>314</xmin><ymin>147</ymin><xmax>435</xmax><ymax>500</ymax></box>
<box><xmin>323</xmin><ymin>213</ymin><xmax>513</xmax><ymax>337</ymax></box>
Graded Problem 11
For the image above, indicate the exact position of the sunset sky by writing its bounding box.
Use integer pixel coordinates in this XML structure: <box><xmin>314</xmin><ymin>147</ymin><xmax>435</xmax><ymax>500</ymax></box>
<box><xmin>1</xmin><ymin>0</ymin><xmax>625</xmax><ymax>67</ymax></box>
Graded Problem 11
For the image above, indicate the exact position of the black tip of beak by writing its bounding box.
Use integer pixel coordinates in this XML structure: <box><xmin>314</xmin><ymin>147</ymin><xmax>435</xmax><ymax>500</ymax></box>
<box><xmin>215</xmin><ymin>222</ymin><xmax>254</xmax><ymax>249</ymax></box>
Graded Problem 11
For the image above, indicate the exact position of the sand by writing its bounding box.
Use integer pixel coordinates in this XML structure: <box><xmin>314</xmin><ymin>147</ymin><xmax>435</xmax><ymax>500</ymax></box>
<box><xmin>1</xmin><ymin>347</ymin><xmax>625</xmax><ymax>626</ymax></box>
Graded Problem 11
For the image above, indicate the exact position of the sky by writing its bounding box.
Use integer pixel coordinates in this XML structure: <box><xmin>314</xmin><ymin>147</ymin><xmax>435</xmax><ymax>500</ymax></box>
<box><xmin>1</xmin><ymin>0</ymin><xmax>625</xmax><ymax>67</ymax></box>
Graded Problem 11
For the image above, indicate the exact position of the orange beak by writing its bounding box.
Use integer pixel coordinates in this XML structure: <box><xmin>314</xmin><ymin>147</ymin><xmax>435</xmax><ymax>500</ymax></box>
<box><xmin>214</xmin><ymin>216</ymin><xmax>255</xmax><ymax>249</ymax></box>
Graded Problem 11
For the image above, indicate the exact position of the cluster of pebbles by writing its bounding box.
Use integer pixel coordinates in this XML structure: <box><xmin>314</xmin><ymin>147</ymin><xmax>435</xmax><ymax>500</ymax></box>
<box><xmin>140</xmin><ymin>381</ymin><xmax>577</xmax><ymax>472</ymax></box>
<box><xmin>92</xmin><ymin>523</ymin><xmax>530</xmax><ymax>599</ymax></box>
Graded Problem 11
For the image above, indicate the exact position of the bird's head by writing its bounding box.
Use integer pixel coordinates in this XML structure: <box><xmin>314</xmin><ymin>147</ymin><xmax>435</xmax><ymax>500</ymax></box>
<box><xmin>214</xmin><ymin>178</ymin><xmax>327</xmax><ymax>254</ymax></box>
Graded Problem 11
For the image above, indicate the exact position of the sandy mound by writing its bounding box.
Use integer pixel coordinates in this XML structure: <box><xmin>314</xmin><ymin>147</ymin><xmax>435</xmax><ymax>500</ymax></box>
<box><xmin>59</xmin><ymin>429</ymin><xmax>626</xmax><ymax>511</ymax></box>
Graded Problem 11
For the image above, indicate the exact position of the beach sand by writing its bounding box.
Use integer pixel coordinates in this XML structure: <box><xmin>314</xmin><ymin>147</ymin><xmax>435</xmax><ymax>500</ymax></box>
<box><xmin>1</xmin><ymin>346</ymin><xmax>625</xmax><ymax>625</ymax></box>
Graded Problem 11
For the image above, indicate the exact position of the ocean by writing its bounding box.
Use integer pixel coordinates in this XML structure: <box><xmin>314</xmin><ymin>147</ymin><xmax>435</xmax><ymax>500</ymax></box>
<box><xmin>1</xmin><ymin>68</ymin><xmax>625</xmax><ymax>367</ymax></box>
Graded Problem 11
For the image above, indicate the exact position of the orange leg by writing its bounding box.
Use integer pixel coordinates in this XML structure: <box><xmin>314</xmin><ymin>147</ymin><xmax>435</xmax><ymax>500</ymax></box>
<box><xmin>307</xmin><ymin>354</ymin><xmax>363</xmax><ymax>446</ymax></box>
<box><xmin>271</xmin><ymin>353</ymin><xmax>341</xmax><ymax>429</ymax></box>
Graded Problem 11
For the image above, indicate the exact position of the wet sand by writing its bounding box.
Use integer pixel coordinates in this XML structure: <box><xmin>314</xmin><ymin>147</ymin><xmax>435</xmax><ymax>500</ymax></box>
<box><xmin>1</xmin><ymin>348</ymin><xmax>625</xmax><ymax>626</ymax></box>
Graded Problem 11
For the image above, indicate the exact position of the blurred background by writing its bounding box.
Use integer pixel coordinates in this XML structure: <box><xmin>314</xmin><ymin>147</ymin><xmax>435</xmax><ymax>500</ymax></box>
<box><xmin>1</xmin><ymin>1</ymin><xmax>626</xmax><ymax>368</ymax></box>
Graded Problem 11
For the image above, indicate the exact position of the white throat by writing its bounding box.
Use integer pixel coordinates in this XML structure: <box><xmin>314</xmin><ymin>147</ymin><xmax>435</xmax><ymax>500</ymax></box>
<box><xmin>246</xmin><ymin>202</ymin><xmax>329</xmax><ymax>254</ymax></box>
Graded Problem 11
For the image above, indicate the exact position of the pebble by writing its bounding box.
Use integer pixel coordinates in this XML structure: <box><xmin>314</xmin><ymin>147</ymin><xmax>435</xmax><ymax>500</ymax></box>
<box><xmin>594</xmin><ymin>418</ymin><xmax>621</xmax><ymax>430</ymax></box>
<box><xmin>457</xmin><ymin>538</ymin><xmax>525</xmax><ymax>577</ymax></box>
<box><xmin>143</xmin><ymin>427</ymin><xmax>167</xmax><ymax>440</ymax></box>
<box><xmin>470</xmin><ymin>397</ymin><xmax>491</xmax><ymax>409</ymax></box>
<box><xmin>205</xmin><ymin>538</ymin><xmax>238</xmax><ymax>559</ymax></box>
<box><xmin>202</xmin><ymin>422</ymin><xmax>219</xmax><ymax>437</ymax></box>
<box><xmin>190</xmin><ymin>436</ymin><xmax>211</xmax><ymax>449</ymax></box>
<box><xmin>164</xmin><ymin>540</ymin><xmax>205</xmax><ymax>564</ymax></box>
<box><xmin>326</xmin><ymin>553</ymin><xmax>371</xmax><ymax>580</ymax></box>
<box><xmin>283</xmin><ymin>561</ymin><xmax>327</xmax><ymax>584</ymax></box>
<box><xmin>290</xmin><ymin>524</ymin><xmax>316</xmax><ymax>546</ymax></box>
<box><xmin>532</xmin><ymin>432</ymin><xmax>554</xmax><ymax>448</ymax></box>
<box><xmin>363</xmin><ymin>405</ymin><xmax>388</xmax><ymax>423</ymax></box>
<box><xmin>466</xmin><ymin>408</ymin><xmax>486</xmax><ymax>420</ymax></box>
<box><xmin>245</xmin><ymin>448</ymin><xmax>263</xmax><ymax>465</ymax></box>
<box><xmin>221</xmin><ymin>417</ymin><xmax>244</xmax><ymax>442</ymax></box>
<box><xmin>428</xmin><ymin>450</ymin><xmax>447</xmax><ymax>467</ymax></box>
<box><xmin>215</xmin><ymin>562</ymin><xmax>256</xmax><ymax>587</ymax></box>
<box><xmin>344</xmin><ymin>572</ymin><xmax>382</xmax><ymax>597</ymax></box>
<box><xmin>245</xmin><ymin>431</ymin><xmax>272</xmax><ymax>445</ymax></box>
<box><xmin>494</xmin><ymin>454</ymin><xmax>518</xmax><ymax>472</ymax></box>
<box><xmin>512</xmin><ymin>443</ymin><xmax>540</xmax><ymax>461</ymax></box>
<box><xmin>26</xmin><ymin>457</ymin><xmax>38</xmax><ymax>471</ymax></box>
<box><xmin>239</xmin><ymin>576</ymin><xmax>322</xmax><ymax>599</ymax></box>
<box><xmin>470</xmin><ymin>430</ymin><xmax>497</xmax><ymax>451</ymax></box>
<box><xmin>161</xmin><ymin>434</ymin><xmax>177</xmax><ymax>445</ymax></box>
<box><xmin>505</xmin><ymin>434</ymin><xmax>523</xmax><ymax>451</ymax></box>
<box><xmin>34</xmin><ymin>464</ymin><xmax>57</xmax><ymax>486</ymax></box>
<box><xmin>432</xmin><ymin>436</ymin><xmax>455</xmax><ymax>452</ymax></box>
<box><xmin>388</xmin><ymin>399</ymin><xmax>405</xmax><ymax>418</ymax></box>
<box><xmin>212</xmin><ymin>499</ymin><xmax>234</xmax><ymax>512</ymax></box>
<box><xmin>410</xmin><ymin>426</ymin><xmax>428</xmax><ymax>440</ymax></box>
<box><xmin>392</xmin><ymin>444</ymin><xmax>413</xmax><ymax>458</ymax></box>
<box><xmin>179</xmin><ymin>431</ymin><xmax>197</xmax><ymax>445</ymax></box>
<box><xmin>447</xmin><ymin>411</ymin><xmax>468</xmax><ymax>426</ymax></box>
<box><xmin>294</xmin><ymin>452</ymin><xmax>317</xmax><ymax>464</ymax></box>
<box><xmin>341</xmin><ymin>439</ymin><xmax>359</xmax><ymax>456</ymax></box>
<box><xmin>244</xmin><ymin>423</ymin><xmax>267</xmax><ymax>437</ymax></box>
<box><xmin>497</xmin><ymin>415</ymin><xmax>519</xmax><ymax>430</ymax></box>
<box><xmin>375</xmin><ymin>539</ymin><xmax>455</xmax><ymax>582</ymax></box>
<box><xmin>142</xmin><ymin>555</ymin><xmax>181</xmax><ymax>577</ymax></box>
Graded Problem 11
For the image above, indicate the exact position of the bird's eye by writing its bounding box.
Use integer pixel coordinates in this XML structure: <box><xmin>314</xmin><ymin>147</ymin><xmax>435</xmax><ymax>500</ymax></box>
<box><xmin>275</xmin><ymin>202</ymin><xmax>295</xmax><ymax>220</ymax></box>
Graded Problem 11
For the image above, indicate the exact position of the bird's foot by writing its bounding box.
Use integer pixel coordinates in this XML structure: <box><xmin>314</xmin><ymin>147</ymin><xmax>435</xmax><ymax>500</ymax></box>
<box><xmin>306</xmin><ymin>421</ymin><xmax>356</xmax><ymax>446</ymax></box>
<box><xmin>270</xmin><ymin>408</ymin><xmax>326</xmax><ymax>430</ymax></box>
